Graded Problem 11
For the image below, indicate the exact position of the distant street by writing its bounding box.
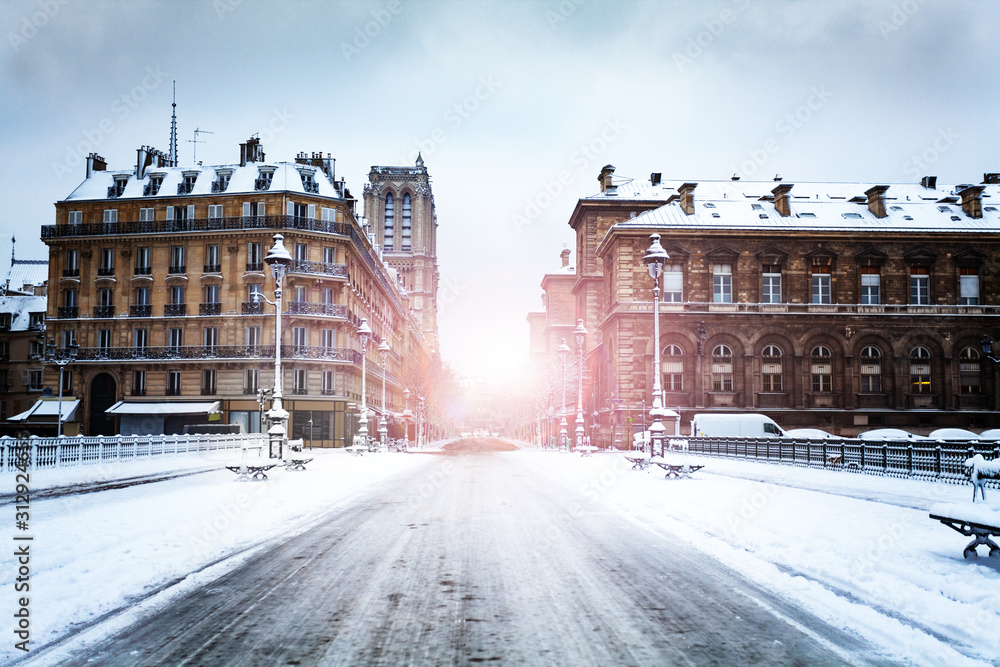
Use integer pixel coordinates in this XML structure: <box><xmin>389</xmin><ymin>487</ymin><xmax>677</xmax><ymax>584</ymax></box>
<box><xmin>72</xmin><ymin>440</ymin><xmax>881</xmax><ymax>666</ymax></box>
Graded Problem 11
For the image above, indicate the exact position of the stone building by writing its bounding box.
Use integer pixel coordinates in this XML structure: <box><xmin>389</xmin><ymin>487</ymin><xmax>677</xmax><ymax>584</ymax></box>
<box><xmin>363</xmin><ymin>154</ymin><xmax>440</xmax><ymax>352</ymax></box>
<box><xmin>545</xmin><ymin>166</ymin><xmax>1000</xmax><ymax>439</ymax></box>
<box><xmin>40</xmin><ymin>139</ymin><xmax>431</xmax><ymax>441</ymax></box>
<box><xmin>0</xmin><ymin>255</ymin><xmax>49</xmax><ymax>435</ymax></box>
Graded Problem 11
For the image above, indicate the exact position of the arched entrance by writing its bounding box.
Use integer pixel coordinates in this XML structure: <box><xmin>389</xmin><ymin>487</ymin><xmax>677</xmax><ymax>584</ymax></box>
<box><xmin>88</xmin><ymin>373</ymin><xmax>117</xmax><ymax>436</ymax></box>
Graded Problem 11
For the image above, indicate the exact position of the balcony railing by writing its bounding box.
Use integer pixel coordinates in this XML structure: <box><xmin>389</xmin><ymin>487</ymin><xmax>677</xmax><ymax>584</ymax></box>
<box><xmin>164</xmin><ymin>304</ymin><xmax>187</xmax><ymax>317</ymax></box>
<box><xmin>131</xmin><ymin>387</ymin><xmax>146</xmax><ymax>396</ymax></box>
<box><xmin>199</xmin><ymin>302</ymin><xmax>221</xmax><ymax>316</ymax></box>
<box><xmin>254</xmin><ymin>177</ymin><xmax>272</xmax><ymax>191</ymax></box>
<box><xmin>201</xmin><ymin>387</ymin><xmax>216</xmax><ymax>396</ymax></box>
<box><xmin>289</xmin><ymin>260</ymin><xmax>348</xmax><ymax>278</ymax></box>
<box><xmin>322</xmin><ymin>388</ymin><xmax>337</xmax><ymax>396</ymax></box>
<box><xmin>177</xmin><ymin>182</ymin><xmax>194</xmax><ymax>194</ymax></box>
<box><xmin>166</xmin><ymin>386</ymin><xmax>181</xmax><ymax>396</ymax></box>
<box><xmin>245</xmin><ymin>262</ymin><xmax>263</xmax><ymax>272</ymax></box>
<box><xmin>43</xmin><ymin>214</ymin><xmax>353</xmax><ymax>240</ymax></box>
<box><xmin>63</xmin><ymin>267</ymin><xmax>79</xmax><ymax>278</ymax></box>
<box><xmin>93</xmin><ymin>305</ymin><xmax>116</xmax><ymax>318</ymax></box>
<box><xmin>603</xmin><ymin>301</ymin><xmax>1000</xmax><ymax>318</ymax></box>
<box><xmin>303</xmin><ymin>181</ymin><xmax>319</xmax><ymax>194</ymax></box>
<box><xmin>97</xmin><ymin>266</ymin><xmax>115</xmax><ymax>276</ymax></box>
<box><xmin>143</xmin><ymin>181</ymin><xmax>161</xmax><ymax>196</ymax></box>
<box><xmin>244</xmin><ymin>385</ymin><xmax>259</xmax><ymax>395</ymax></box>
<box><xmin>168</xmin><ymin>265</ymin><xmax>186</xmax><ymax>274</ymax></box>
<box><xmin>130</xmin><ymin>305</ymin><xmax>152</xmax><ymax>318</ymax></box>
<box><xmin>71</xmin><ymin>344</ymin><xmax>373</xmax><ymax>366</ymax></box>
<box><xmin>288</xmin><ymin>301</ymin><xmax>347</xmax><ymax>318</ymax></box>
<box><xmin>203</xmin><ymin>263</ymin><xmax>221</xmax><ymax>273</ymax></box>
<box><xmin>57</xmin><ymin>306</ymin><xmax>79</xmax><ymax>319</ymax></box>
<box><xmin>134</xmin><ymin>266</ymin><xmax>152</xmax><ymax>276</ymax></box>
<box><xmin>211</xmin><ymin>180</ymin><xmax>228</xmax><ymax>193</ymax></box>
<box><xmin>242</xmin><ymin>301</ymin><xmax>263</xmax><ymax>315</ymax></box>
<box><xmin>292</xmin><ymin>386</ymin><xmax>308</xmax><ymax>395</ymax></box>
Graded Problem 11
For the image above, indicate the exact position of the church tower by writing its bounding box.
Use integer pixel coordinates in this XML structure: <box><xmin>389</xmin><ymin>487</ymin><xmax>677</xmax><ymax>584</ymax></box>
<box><xmin>363</xmin><ymin>154</ymin><xmax>439</xmax><ymax>352</ymax></box>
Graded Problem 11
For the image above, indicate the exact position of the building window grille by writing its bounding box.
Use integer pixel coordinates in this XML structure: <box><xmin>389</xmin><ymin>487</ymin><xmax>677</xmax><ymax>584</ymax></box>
<box><xmin>860</xmin><ymin>346</ymin><xmax>882</xmax><ymax>393</ymax></box>
<box><xmin>959</xmin><ymin>347</ymin><xmax>982</xmax><ymax>395</ymax></box>
<box><xmin>811</xmin><ymin>345</ymin><xmax>833</xmax><ymax>393</ymax></box>
<box><xmin>662</xmin><ymin>344</ymin><xmax>683</xmax><ymax>391</ymax></box>
<box><xmin>712</xmin><ymin>264</ymin><xmax>732</xmax><ymax>303</ymax></box>
<box><xmin>761</xmin><ymin>344</ymin><xmax>783</xmax><ymax>392</ymax></box>
<box><xmin>910</xmin><ymin>347</ymin><xmax>931</xmax><ymax>394</ymax></box>
<box><xmin>711</xmin><ymin>344</ymin><xmax>734</xmax><ymax>392</ymax></box>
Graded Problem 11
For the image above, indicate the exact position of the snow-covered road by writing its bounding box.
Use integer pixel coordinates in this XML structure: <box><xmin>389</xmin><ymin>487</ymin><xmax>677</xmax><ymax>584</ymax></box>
<box><xmin>56</xmin><ymin>443</ymin><xmax>874</xmax><ymax>665</ymax></box>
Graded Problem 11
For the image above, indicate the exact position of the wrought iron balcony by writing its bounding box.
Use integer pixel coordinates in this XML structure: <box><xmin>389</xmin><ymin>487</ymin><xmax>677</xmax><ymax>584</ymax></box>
<box><xmin>288</xmin><ymin>301</ymin><xmax>347</xmax><ymax>318</ymax></box>
<box><xmin>201</xmin><ymin>387</ymin><xmax>216</xmax><ymax>396</ymax></box>
<box><xmin>164</xmin><ymin>304</ymin><xmax>187</xmax><ymax>316</ymax></box>
<box><xmin>97</xmin><ymin>266</ymin><xmax>115</xmax><ymax>276</ymax></box>
<box><xmin>166</xmin><ymin>386</ymin><xmax>181</xmax><ymax>396</ymax></box>
<box><xmin>63</xmin><ymin>267</ymin><xmax>79</xmax><ymax>278</ymax></box>
<box><xmin>130</xmin><ymin>304</ymin><xmax>152</xmax><ymax>318</ymax></box>
<box><xmin>242</xmin><ymin>301</ymin><xmax>263</xmax><ymax>315</ymax></box>
<box><xmin>292</xmin><ymin>386</ymin><xmax>308</xmax><ymax>395</ymax></box>
<box><xmin>254</xmin><ymin>177</ymin><xmax>272</xmax><ymax>191</ymax></box>
<box><xmin>107</xmin><ymin>183</ymin><xmax>126</xmax><ymax>198</ymax></box>
<box><xmin>168</xmin><ymin>265</ymin><xmax>186</xmax><ymax>274</ymax></box>
<box><xmin>289</xmin><ymin>259</ymin><xmax>348</xmax><ymax>278</ymax></box>
<box><xmin>177</xmin><ymin>182</ymin><xmax>194</xmax><ymax>194</ymax></box>
<box><xmin>303</xmin><ymin>181</ymin><xmax>319</xmax><ymax>194</ymax></box>
<box><xmin>199</xmin><ymin>302</ymin><xmax>221</xmax><ymax>316</ymax></box>
<box><xmin>244</xmin><ymin>385</ymin><xmax>259</xmax><ymax>395</ymax></box>
<box><xmin>143</xmin><ymin>180</ymin><xmax>162</xmax><ymax>196</ymax></box>
<box><xmin>93</xmin><ymin>305</ymin><xmax>116</xmax><ymax>319</ymax></box>
<box><xmin>57</xmin><ymin>306</ymin><xmax>79</xmax><ymax>319</ymax></box>
<box><xmin>245</xmin><ymin>262</ymin><xmax>263</xmax><ymax>272</ymax></box>
<box><xmin>74</xmin><ymin>344</ymin><xmax>278</xmax><ymax>361</ymax></box>
<box><xmin>211</xmin><ymin>180</ymin><xmax>229</xmax><ymax>193</ymax></box>
<box><xmin>203</xmin><ymin>263</ymin><xmax>221</xmax><ymax>273</ymax></box>
<box><xmin>321</xmin><ymin>388</ymin><xmax>337</xmax><ymax>396</ymax></box>
<box><xmin>131</xmin><ymin>387</ymin><xmax>146</xmax><ymax>396</ymax></box>
<box><xmin>134</xmin><ymin>266</ymin><xmax>152</xmax><ymax>276</ymax></box>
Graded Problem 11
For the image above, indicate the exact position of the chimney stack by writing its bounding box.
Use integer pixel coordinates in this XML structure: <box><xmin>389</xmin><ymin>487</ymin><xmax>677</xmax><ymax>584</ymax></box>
<box><xmin>678</xmin><ymin>183</ymin><xmax>697</xmax><ymax>215</ymax></box>
<box><xmin>650</xmin><ymin>173</ymin><xmax>662</xmax><ymax>186</ymax></box>
<box><xmin>920</xmin><ymin>175</ymin><xmax>937</xmax><ymax>189</ymax></box>
<box><xmin>865</xmin><ymin>185</ymin><xmax>889</xmax><ymax>218</ymax></box>
<box><xmin>599</xmin><ymin>164</ymin><xmax>616</xmax><ymax>193</ymax></box>
<box><xmin>983</xmin><ymin>173</ymin><xmax>1000</xmax><ymax>185</ymax></box>
<box><xmin>772</xmin><ymin>183</ymin><xmax>793</xmax><ymax>217</ymax></box>
<box><xmin>560</xmin><ymin>247</ymin><xmax>571</xmax><ymax>268</ymax></box>
<box><xmin>959</xmin><ymin>185</ymin><xmax>985</xmax><ymax>219</ymax></box>
<box><xmin>136</xmin><ymin>146</ymin><xmax>153</xmax><ymax>180</ymax></box>
<box><xmin>86</xmin><ymin>153</ymin><xmax>106</xmax><ymax>178</ymax></box>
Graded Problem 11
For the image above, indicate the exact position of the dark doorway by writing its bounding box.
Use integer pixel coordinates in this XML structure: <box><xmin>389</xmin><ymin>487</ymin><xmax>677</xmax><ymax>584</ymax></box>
<box><xmin>88</xmin><ymin>373</ymin><xmax>117</xmax><ymax>436</ymax></box>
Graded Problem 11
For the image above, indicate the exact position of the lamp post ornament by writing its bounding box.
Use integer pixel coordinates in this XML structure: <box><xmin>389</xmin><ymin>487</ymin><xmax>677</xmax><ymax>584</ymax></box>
<box><xmin>357</xmin><ymin>318</ymin><xmax>373</xmax><ymax>444</ymax></box>
<box><xmin>573</xmin><ymin>319</ymin><xmax>587</xmax><ymax>451</ymax></box>
<box><xmin>262</xmin><ymin>234</ymin><xmax>292</xmax><ymax>460</ymax></box>
<box><xmin>377</xmin><ymin>339</ymin><xmax>390</xmax><ymax>444</ymax></box>
<box><xmin>643</xmin><ymin>233</ymin><xmax>670</xmax><ymax>459</ymax></box>
<box><xmin>558</xmin><ymin>338</ymin><xmax>570</xmax><ymax>450</ymax></box>
<box><xmin>47</xmin><ymin>338</ymin><xmax>79</xmax><ymax>437</ymax></box>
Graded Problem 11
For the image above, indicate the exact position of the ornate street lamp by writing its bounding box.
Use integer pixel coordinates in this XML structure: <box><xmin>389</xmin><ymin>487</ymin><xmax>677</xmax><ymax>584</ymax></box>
<box><xmin>417</xmin><ymin>395</ymin><xmax>425</xmax><ymax>449</ymax></box>
<box><xmin>643</xmin><ymin>233</ymin><xmax>670</xmax><ymax>459</ymax></box>
<box><xmin>46</xmin><ymin>338</ymin><xmax>79</xmax><ymax>436</ymax></box>
<box><xmin>573</xmin><ymin>319</ymin><xmax>587</xmax><ymax>451</ymax></box>
<box><xmin>357</xmin><ymin>318</ymin><xmax>373</xmax><ymax>444</ymax></box>
<box><xmin>257</xmin><ymin>233</ymin><xmax>292</xmax><ymax>459</ymax></box>
<box><xmin>377</xmin><ymin>339</ymin><xmax>391</xmax><ymax>444</ymax></box>
<box><xmin>981</xmin><ymin>335</ymin><xmax>1000</xmax><ymax>364</ymax></box>
<box><xmin>557</xmin><ymin>338</ymin><xmax>570</xmax><ymax>450</ymax></box>
<box><xmin>402</xmin><ymin>388</ymin><xmax>413</xmax><ymax>446</ymax></box>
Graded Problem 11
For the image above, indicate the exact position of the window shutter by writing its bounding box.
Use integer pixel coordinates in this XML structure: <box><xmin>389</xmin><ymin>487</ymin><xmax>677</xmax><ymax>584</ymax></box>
<box><xmin>187</xmin><ymin>205</ymin><xmax>195</xmax><ymax>220</ymax></box>
<box><xmin>243</xmin><ymin>202</ymin><xmax>251</xmax><ymax>217</ymax></box>
<box><xmin>22</xmin><ymin>370</ymin><xmax>29</xmax><ymax>386</ymax></box>
<box><xmin>287</xmin><ymin>201</ymin><xmax>295</xmax><ymax>216</ymax></box>
<box><xmin>166</xmin><ymin>205</ymin><xmax>174</xmax><ymax>220</ymax></box>
<box><xmin>257</xmin><ymin>202</ymin><xmax>265</xmax><ymax>216</ymax></box>
<box><xmin>307</xmin><ymin>204</ymin><xmax>316</xmax><ymax>219</ymax></box>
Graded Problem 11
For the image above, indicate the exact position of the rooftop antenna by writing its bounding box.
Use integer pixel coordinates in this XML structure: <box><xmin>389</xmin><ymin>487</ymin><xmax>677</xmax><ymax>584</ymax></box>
<box><xmin>10</xmin><ymin>234</ymin><xmax>14</xmax><ymax>267</ymax></box>
<box><xmin>169</xmin><ymin>81</ymin><xmax>178</xmax><ymax>166</ymax></box>
<box><xmin>188</xmin><ymin>127</ymin><xmax>213</xmax><ymax>164</ymax></box>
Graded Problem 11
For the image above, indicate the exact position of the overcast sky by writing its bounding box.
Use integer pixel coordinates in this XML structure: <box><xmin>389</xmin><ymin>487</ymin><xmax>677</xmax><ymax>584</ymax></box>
<box><xmin>2</xmin><ymin>0</ymin><xmax>998</xmax><ymax>383</ymax></box>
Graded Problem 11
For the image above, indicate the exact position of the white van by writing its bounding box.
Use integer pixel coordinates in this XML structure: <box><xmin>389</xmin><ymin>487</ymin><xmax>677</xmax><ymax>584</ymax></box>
<box><xmin>692</xmin><ymin>413</ymin><xmax>786</xmax><ymax>438</ymax></box>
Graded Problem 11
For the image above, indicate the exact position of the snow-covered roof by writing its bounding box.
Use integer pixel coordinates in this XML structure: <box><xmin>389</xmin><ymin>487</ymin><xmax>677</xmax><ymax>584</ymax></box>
<box><xmin>0</xmin><ymin>294</ymin><xmax>46</xmax><ymax>330</ymax></box>
<box><xmin>2</xmin><ymin>259</ymin><xmax>47</xmax><ymax>294</ymax></box>
<box><xmin>62</xmin><ymin>161</ymin><xmax>347</xmax><ymax>203</ymax></box>
<box><xmin>599</xmin><ymin>178</ymin><xmax>1000</xmax><ymax>234</ymax></box>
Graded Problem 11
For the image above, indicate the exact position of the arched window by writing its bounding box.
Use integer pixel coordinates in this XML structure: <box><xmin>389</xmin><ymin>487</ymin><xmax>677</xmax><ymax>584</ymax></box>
<box><xmin>910</xmin><ymin>347</ymin><xmax>931</xmax><ymax>394</ymax></box>
<box><xmin>761</xmin><ymin>345</ymin><xmax>783</xmax><ymax>392</ymax></box>
<box><xmin>860</xmin><ymin>346</ymin><xmax>882</xmax><ymax>393</ymax></box>
<box><xmin>959</xmin><ymin>347</ymin><xmax>982</xmax><ymax>395</ymax></box>
<box><xmin>384</xmin><ymin>193</ymin><xmax>395</xmax><ymax>250</ymax></box>
<box><xmin>711</xmin><ymin>344</ymin><xmax>733</xmax><ymax>392</ymax></box>
<box><xmin>811</xmin><ymin>345</ymin><xmax>832</xmax><ymax>393</ymax></box>
<box><xmin>662</xmin><ymin>345</ymin><xmax>683</xmax><ymax>391</ymax></box>
<box><xmin>401</xmin><ymin>193</ymin><xmax>412</xmax><ymax>250</ymax></box>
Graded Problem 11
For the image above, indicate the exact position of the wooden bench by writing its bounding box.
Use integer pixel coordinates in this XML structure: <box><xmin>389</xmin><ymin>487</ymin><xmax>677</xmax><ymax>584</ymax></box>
<box><xmin>225</xmin><ymin>464</ymin><xmax>277</xmax><ymax>481</ymax></box>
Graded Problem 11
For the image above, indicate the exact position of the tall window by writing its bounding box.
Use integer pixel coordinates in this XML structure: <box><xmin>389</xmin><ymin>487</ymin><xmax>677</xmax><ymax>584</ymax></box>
<box><xmin>247</xmin><ymin>284</ymin><xmax>263</xmax><ymax>305</ymax></box>
<box><xmin>761</xmin><ymin>345</ymin><xmax>783</xmax><ymax>392</ymax></box>
<box><xmin>167</xmin><ymin>370</ymin><xmax>181</xmax><ymax>396</ymax></box>
<box><xmin>245</xmin><ymin>369</ymin><xmax>259</xmax><ymax>395</ymax></box>
<box><xmin>293</xmin><ymin>327</ymin><xmax>308</xmax><ymax>353</ymax></box>
<box><xmin>98</xmin><ymin>329</ymin><xmax>112</xmax><ymax>351</ymax></box>
<box><xmin>202</xmin><ymin>369</ymin><xmax>216</xmax><ymax>395</ymax></box>
<box><xmin>910</xmin><ymin>347</ymin><xmax>931</xmax><ymax>394</ymax></box>
<box><xmin>711</xmin><ymin>344</ymin><xmax>734</xmax><ymax>392</ymax></box>
<box><xmin>384</xmin><ymin>193</ymin><xmax>395</xmax><ymax>250</ymax></box>
<box><xmin>322</xmin><ymin>370</ymin><xmax>336</xmax><ymax>395</ymax></box>
<box><xmin>860</xmin><ymin>346</ymin><xmax>882</xmax><ymax>393</ymax></box>
<box><xmin>132</xmin><ymin>370</ymin><xmax>146</xmax><ymax>396</ymax></box>
<box><xmin>662</xmin><ymin>345</ymin><xmax>683</xmax><ymax>391</ymax></box>
<box><xmin>204</xmin><ymin>284</ymin><xmax>220</xmax><ymax>305</ymax></box>
<box><xmin>135</xmin><ymin>286</ymin><xmax>150</xmax><ymax>305</ymax></box>
<box><xmin>135</xmin><ymin>247</ymin><xmax>151</xmax><ymax>273</ymax></box>
<box><xmin>247</xmin><ymin>242</ymin><xmax>263</xmax><ymax>271</ymax></box>
<box><xmin>663</xmin><ymin>264</ymin><xmax>683</xmax><ymax>303</ymax></box>
<box><xmin>910</xmin><ymin>267</ymin><xmax>930</xmax><ymax>305</ymax></box>
<box><xmin>98</xmin><ymin>287</ymin><xmax>114</xmax><ymax>307</ymax></box>
<box><xmin>246</xmin><ymin>326</ymin><xmax>261</xmax><ymax>349</ymax></box>
<box><xmin>168</xmin><ymin>327</ymin><xmax>183</xmax><ymax>353</ymax></box>
<box><xmin>321</xmin><ymin>287</ymin><xmax>335</xmax><ymax>304</ymax></box>
<box><xmin>860</xmin><ymin>267</ymin><xmax>880</xmax><ymax>305</ymax></box>
<box><xmin>959</xmin><ymin>347</ymin><xmax>982</xmax><ymax>395</ymax></box>
<box><xmin>761</xmin><ymin>265</ymin><xmax>781</xmax><ymax>304</ymax></box>
<box><xmin>712</xmin><ymin>264</ymin><xmax>732</xmax><ymax>303</ymax></box>
<box><xmin>100</xmin><ymin>247</ymin><xmax>115</xmax><ymax>274</ymax></box>
<box><xmin>169</xmin><ymin>285</ymin><xmax>185</xmax><ymax>305</ymax></box>
<box><xmin>323</xmin><ymin>247</ymin><xmax>337</xmax><ymax>265</ymax></box>
<box><xmin>205</xmin><ymin>244</ymin><xmax>220</xmax><ymax>272</ymax></box>
<box><xmin>293</xmin><ymin>369</ymin><xmax>308</xmax><ymax>394</ymax></box>
<box><xmin>811</xmin><ymin>346</ymin><xmax>833</xmax><ymax>392</ymax></box>
<box><xmin>170</xmin><ymin>246</ymin><xmax>186</xmax><ymax>273</ymax></box>
<box><xmin>293</xmin><ymin>285</ymin><xmax>307</xmax><ymax>303</ymax></box>
<box><xmin>204</xmin><ymin>327</ymin><xmax>219</xmax><ymax>351</ymax></box>
<box><xmin>960</xmin><ymin>267</ymin><xmax>979</xmax><ymax>305</ymax></box>
<box><xmin>64</xmin><ymin>249</ymin><xmax>79</xmax><ymax>276</ymax></box>
<box><xmin>133</xmin><ymin>328</ymin><xmax>149</xmax><ymax>352</ymax></box>
<box><xmin>401</xmin><ymin>193</ymin><xmax>412</xmax><ymax>250</ymax></box>
<box><xmin>811</xmin><ymin>262</ymin><xmax>831</xmax><ymax>304</ymax></box>
<box><xmin>321</xmin><ymin>329</ymin><xmax>335</xmax><ymax>352</ymax></box>
<box><xmin>295</xmin><ymin>243</ymin><xmax>308</xmax><ymax>262</ymax></box>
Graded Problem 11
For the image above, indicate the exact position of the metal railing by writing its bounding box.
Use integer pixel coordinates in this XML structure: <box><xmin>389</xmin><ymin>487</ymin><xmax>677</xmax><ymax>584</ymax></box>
<box><xmin>684</xmin><ymin>436</ymin><xmax>1000</xmax><ymax>489</ymax></box>
<box><xmin>42</xmin><ymin>214</ymin><xmax>353</xmax><ymax>240</ymax></box>
<box><xmin>289</xmin><ymin>259</ymin><xmax>348</xmax><ymax>278</ymax></box>
<box><xmin>93</xmin><ymin>305</ymin><xmax>115</xmax><ymax>318</ymax></box>
<box><xmin>199</xmin><ymin>302</ymin><xmax>221</xmax><ymax>316</ymax></box>
<box><xmin>57</xmin><ymin>306</ymin><xmax>78</xmax><ymax>319</ymax></box>
<box><xmin>288</xmin><ymin>301</ymin><xmax>348</xmax><ymax>318</ymax></box>
<box><xmin>0</xmin><ymin>433</ymin><xmax>264</xmax><ymax>472</ymax></box>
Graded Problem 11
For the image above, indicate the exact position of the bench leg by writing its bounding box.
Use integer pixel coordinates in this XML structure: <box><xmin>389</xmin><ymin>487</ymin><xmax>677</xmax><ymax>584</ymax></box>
<box><xmin>963</xmin><ymin>528</ymin><xmax>1000</xmax><ymax>559</ymax></box>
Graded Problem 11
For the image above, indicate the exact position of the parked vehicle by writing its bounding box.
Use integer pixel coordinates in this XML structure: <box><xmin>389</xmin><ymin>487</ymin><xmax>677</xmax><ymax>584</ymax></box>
<box><xmin>857</xmin><ymin>428</ymin><xmax>927</xmax><ymax>441</ymax></box>
<box><xmin>784</xmin><ymin>428</ymin><xmax>843</xmax><ymax>440</ymax></box>
<box><xmin>927</xmin><ymin>428</ymin><xmax>982</xmax><ymax>441</ymax></box>
<box><xmin>691</xmin><ymin>413</ymin><xmax>786</xmax><ymax>438</ymax></box>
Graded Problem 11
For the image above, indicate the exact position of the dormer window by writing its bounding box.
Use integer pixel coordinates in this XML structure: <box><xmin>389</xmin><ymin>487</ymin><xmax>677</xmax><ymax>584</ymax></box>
<box><xmin>108</xmin><ymin>176</ymin><xmax>128</xmax><ymax>198</ymax></box>
<box><xmin>212</xmin><ymin>169</ymin><xmax>233</xmax><ymax>193</ymax></box>
<box><xmin>177</xmin><ymin>171</ymin><xmax>198</xmax><ymax>194</ymax></box>
<box><xmin>255</xmin><ymin>169</ymin><xmax>274</xmax><ymax>192</ymax></box>
<box><xmin>299</xmin><ymin>170</ymin><xmax>319</xmax><ymax>194</ymax></box>
<box><xmin>143</xmin><ymin>175</ymin><xmax>163</xmax><ymax>196</ymax></box>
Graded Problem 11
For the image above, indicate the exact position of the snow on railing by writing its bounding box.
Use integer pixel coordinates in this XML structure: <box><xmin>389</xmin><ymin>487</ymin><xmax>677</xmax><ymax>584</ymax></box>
<box><xmin>686</xmin><ymin>436</ymin><xmax>1000</xmax><ymax>489</ymax></box>
<box><xmin>0</xmin><ymin>433</ymin><xmax>266</xmax><ymax>472</ymax></box>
